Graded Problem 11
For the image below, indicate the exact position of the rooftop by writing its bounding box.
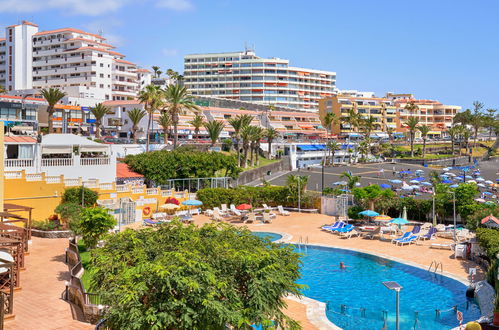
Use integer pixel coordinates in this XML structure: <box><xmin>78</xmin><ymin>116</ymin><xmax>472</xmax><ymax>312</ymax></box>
<box><xmin>116</xmin><ymin>163</ymin><xmax>143</xmax><ymax>179</ymax></box>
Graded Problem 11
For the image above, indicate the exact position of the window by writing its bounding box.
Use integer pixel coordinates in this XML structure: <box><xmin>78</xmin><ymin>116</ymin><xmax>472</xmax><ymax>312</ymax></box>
<box><xmin>100</xmin><ymin>73</ymin><xmax>104</xmax><ymax>78</ymax></box>
<box><xmin>100</xmin><ymin>63</ymin><xmax>103</xmax><ymax>67</ymax></box>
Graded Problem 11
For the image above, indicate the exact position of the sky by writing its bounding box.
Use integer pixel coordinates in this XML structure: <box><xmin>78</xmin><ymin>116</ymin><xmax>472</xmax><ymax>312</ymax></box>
<box><xmin>0</xmin><ymin>0</ymin><xmax>497</xmax><ymax>110</ymax></box>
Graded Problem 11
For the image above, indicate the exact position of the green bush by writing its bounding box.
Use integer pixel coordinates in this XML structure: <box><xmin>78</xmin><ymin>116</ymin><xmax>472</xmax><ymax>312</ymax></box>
<box><xmin>54</xmin><ymin>202</ymin><xmax>83</xmax><ymax>231</ymax></box>
<box><xmin>348</xmin><ymin>205</ymin><xmax>364</xmax><ymax>220</ymax></box>
<box><xmin>221</xmin><ymin>138</ymin><xmax>233</xmax><ymax>152</ymax></box>
<box><xmin>62</xmin><ymin>187</ymin><xmax>98</xmax><ymax>207</ymax></box>
<box><xmin>78</xmin><ymin>207</ymin><xmax>116</xmax><ymax>249</ymax></box>
<box><xmin>32</xmin><ymin>220</ymin><xmax>62</xmax><ymax>231</ymax></box>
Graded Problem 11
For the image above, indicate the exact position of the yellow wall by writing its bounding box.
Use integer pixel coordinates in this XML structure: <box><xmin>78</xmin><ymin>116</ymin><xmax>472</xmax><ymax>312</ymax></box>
<box><xmin>0</xmin><ymin>122</ymin><xmax>4</xmax><ymax>213</ymax></box>
<box><xmin>4</xmin><ymin>171</ymin><xmax>189</xmax><ymax>221</ymax></box>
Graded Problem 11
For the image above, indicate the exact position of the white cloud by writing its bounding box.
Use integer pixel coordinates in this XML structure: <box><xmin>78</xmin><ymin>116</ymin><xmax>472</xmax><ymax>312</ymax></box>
<box><xmin>83</xmin><ymin>19</ymin><xmax>125</xmax><ymax>46</ymax></box>
<box><xmin>156</xmin><ymin>0</ymin><xmax>194</xmax><ymax>11</ymax></box>
<box><xmin>162</xmin><ymin>48</ymin><xmax>179</xmax><ymax>56</ymax></box>
<box><xmin>0</xmin><ymin>0</ymin><xmax>128</xmax><ymax>15</ymax></box>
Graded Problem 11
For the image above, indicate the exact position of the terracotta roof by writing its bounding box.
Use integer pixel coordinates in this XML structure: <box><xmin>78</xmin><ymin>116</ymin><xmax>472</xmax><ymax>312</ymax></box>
<box><xmin>63</xmin><ymin>38</ymin><xmax>114</xmax><ymax>48</ymax></box>
<box><xmin>136</xmin><ymin>68</ymin><xmax>151</xmax><ymax>73</ymax></box>
<box><xmin>481</xmin><ymin>214</ymin><xmax>499</xmax><ymax>225</ymax></box>
<box><xmin>4</xmin><ymin>136</ymin><xmax>37</xmax><ymax>143</ymax></box>
<box><xmin>22</xmin><ymin>21</ymin><xmax>38</xmax><ymax>27</ymax></box>
<box><xmin>117</xmin><ymin>163</ymin><xmax>143</xmax><ymax>178</ymax></box>
<box><xmin>0</xmin><ymin>95</ymin><xmax>46</xmax><ymax>102</ymax></box>
<box><xmin>34</xmin><ymin>28</ymin><xmax>105</xmax><ymax>39</ymax></box>
<box><xmin>103</xmin><ymin>100</ymin><xmax>140</xmax><ymax>106</ymax></box>
<box><xmin>63</xmin><ymin>46</ymin><xmax>125</xmax><ymax>57</ymax></box>
<box><xmin>114</xmin><ymin>58</ymin><xmax>135</xmax><ymax>65</ymax></box>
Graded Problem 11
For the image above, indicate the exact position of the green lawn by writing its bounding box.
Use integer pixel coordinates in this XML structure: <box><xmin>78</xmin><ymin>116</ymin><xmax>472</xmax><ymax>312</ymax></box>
<box><xmin>77</xmin><ymin>240</ymin><xmax>93</xmax><ymax>290</ymax></box>
<box><xmin>394</xmin><ymin>153</ymin><xmax>456</xmax><ymax>160</ymax></box>
<box><xmin>242</xmin><ymin>157</ymin><xmax>279</xmax><ymax>171</ymax></box>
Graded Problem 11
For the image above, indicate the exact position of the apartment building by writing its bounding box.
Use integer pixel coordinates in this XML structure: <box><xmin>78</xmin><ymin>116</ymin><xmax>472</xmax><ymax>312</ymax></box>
<box><xmin>0</xmin><ymin>21</ymin><xmax>151</xmax><ymax>106</ymax></box>
<box><xmin>183</xmin><ymin>50</ymin><xmax>337</xmax><ymax>112</ymax></box>
<box><xmin>319</xmin><ymin>92</ymin><xmax>460</xmax><ymax>138</ymax></box>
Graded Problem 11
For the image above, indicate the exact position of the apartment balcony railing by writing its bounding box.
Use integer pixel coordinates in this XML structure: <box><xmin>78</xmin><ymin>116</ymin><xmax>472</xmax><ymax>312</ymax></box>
<box><xmin>41</xmin><ymin>158</ymin><xmax>74</xmax><ymax>167</ymax></box>
<box><xmin>4</xmin><ymin>159</ymin><xmax>34</xmax><ymax>168</ymax></box>
<box><xmin>80</xmin><ymin>157</ymin><xmax>110</xmax><ymax>166</ymax></box>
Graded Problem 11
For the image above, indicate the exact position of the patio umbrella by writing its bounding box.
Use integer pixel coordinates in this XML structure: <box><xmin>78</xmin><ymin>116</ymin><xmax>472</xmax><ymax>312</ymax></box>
<box><xmin>442</xmin><ymin>167</ymin><xmax>450</xmax><ymax>171</ymax></box>
<box><xmin>449</xmin><ymin>184</ymin><xmax>459</xmax><ymax>188</ymax></box>
<box><xmin>399</xmin><ymin>170</ymin><xmax>412</xmax><ymax>174</ymax></box>
<box><xmin>483</xmin><ymin>191</ymin><xmax>493</xmax><ymax>195</ymax></box>
<box><xmin>402</xmin><ymin>206</ymin><xmax>407</xmax><ymax>220</ymax></box>
<box><xmin>421</xmin><ymin>182</ymin><xmax>432</xmax><ymax>186</ymax></box>
<box><xmin>161</xmin><ymin>204</ymin><xmax>180</xmax><ymax>213</ymax></box>
<box><xmin>164</xmin><ymin>197</ymin><xmax>180</xmax><ymax>205</ymax></box>
<box><xmin>485</xmin><ymin>180</ymin><xmax>493</xmax><ymax>184</ymax></box>
<box><xmin>333</xmin><ymin>181</ymin><xmax>342</xmax><ymax>185</ymax></box>
<box><xmin>475</xmin><ymin>198</ymin><xmax>486</xmax><ymax>203</ymax></box>
<box><xmin>465</xmin><ymin>175</ymin><xmax>473</xmax><ymax>179</ymax></box>
<box><xmin>236</xmin><ymin>203</ymin><xmax>252</xmax><ymax>210</ymax></box>
<box><xmin>338</xmin><ymin>181</ymin><xmax>347</xmax><ymax>186</ymax></box>
<box><xmin>402</xmin><ymin>186</ymin><xmax>414</xmax><ymax>190</ymax></box>
<box><xmin>359</xmin><ymin>210</ymin><xmax>380</xmax><ymax>217</ymax></box>
<box><xmin>379</xmin><ymin>184</ymin><xmax>391</xmax><ymax>189</ymax></box>
<box><xmin>442</xmin><ymin>179</ymin><xmax>453</xmax><ymax>184</ymax></box>
<box><xmin>476</xmin><ymin>178</ymin><xmax>485</xmax><ymax>182</ymax></box>
<box><xmin>390</xmin><ymin>179</ymin><xmax>402</xmax><ymax>184</ymax></box>
<box><xmin>410</xmin><ymin>180</ymin><xmax>420</xmax><ymax>184</ymax></box>
<box><xmin>390</xmin><ymin>217</ymin><xmax>409</xmax><ymax>225</ymax></box>
<box><xmin>374</xmin><ymin>215</ymin><xmax>392</xmax><ymax>221</ymax></box>
<box><xmin>444</xmin><ymin>172</ymin><xmax>454</xmax><ymax>176</ymax></box>
<box><xmin>467</xmin><ymin>180</ymin><xmax>477</xmax><ymax>184</ymax></box>
<box><xmin>415</xmin><ymin>169</ymin><xmax>424</xmax><ymax>173</ymax></box>
<box><xmin>355</xmin><ymin>182</ymin><xmax>362</xmax><ymax>187</ymax></box>
<box><xmin>484</xmin><ymin>201</ymin><xmax>496</xmax><ymax>205</ymax></box>
<box><xmin>477</xmin><ymin>183</ymin><xmax>486</xmax><ymax>188</ymax></box>
<box><xmin>491</xmin><ymin>184</ymin><xmax>499</xmax><ymax>188</ymax></box>
<box><xmin>182</xmin><ymin>200</ymin><xmax>203</xmax><ymax>206</ymax></box>
<box><xmin>411</xmin><ymin>185</ymin><xmax>420</xmax><ymax>189</ymax></box>
<box><xmin>414</xmin><ymin>177</ymin><xmax>425</xmax><ymax>181</ymax></box>
<box><xmin>455</xmin><ymin>177</ymin><xmax>464</xmax><ymax>181</ymax></box>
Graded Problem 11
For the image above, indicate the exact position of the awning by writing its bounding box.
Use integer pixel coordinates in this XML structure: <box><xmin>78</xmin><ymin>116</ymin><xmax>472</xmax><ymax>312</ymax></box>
<box><xmin>80</xmin><ymin>145</ymin><xmax>109</xmax><ymax>153</ymax></box>
<box><xmin>42</xmin><ymin>146</ymin><xmax>72</xmax><ymax>154</ymax></box>
<box><xmin>297</xmin><ymin>144</ymin><xmax>326</xmax><ymax>151</ymax></box>
<box><xmin>11</xmin><ymin>126</ymin><xmax>33</xmax><ymax>132</ymax></box>
<box><xmin>347</xmin><ymin>133</ymin><xmax>362</xmax><ymax>137</ymax></box>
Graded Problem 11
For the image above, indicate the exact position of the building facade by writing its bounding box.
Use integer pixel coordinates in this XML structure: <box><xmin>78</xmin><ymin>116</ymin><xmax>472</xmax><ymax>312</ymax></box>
<box><xmin>0</xmin><ymin>21</ymin><xmax>151</xmax><ymax>106</ymax></box>
<box><xmin>183</xmin><ymin>50</ymin><xmax>337</xmax><ymax>112</ymax></box>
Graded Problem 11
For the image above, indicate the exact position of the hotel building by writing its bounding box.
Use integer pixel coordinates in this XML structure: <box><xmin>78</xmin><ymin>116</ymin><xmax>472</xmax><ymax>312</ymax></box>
<box><xmin>183</xmin><ymin>50</ymin><xmax>337</xmax><ymax>112</ymax></box>
<box><xmin>319</xmin><ymin>92</ymin><xmax>460</xmax><ymax>138</ymax></box>
<box><xmin>0</xmin><ymin>21</ymin><xmax>151</xmax><ymax>106</ymax></box>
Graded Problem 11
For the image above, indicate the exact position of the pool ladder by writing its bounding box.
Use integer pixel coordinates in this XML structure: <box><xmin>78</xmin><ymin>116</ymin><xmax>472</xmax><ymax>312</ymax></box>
<box><xmin>298</xmin><ymin>236</ymin><xmax>308</xmax><ymax>253</ymax></box>
<box><xmin>428</xmin><ymin>260</ymin><xmax>443</xmax><ymax>273</ymax></box>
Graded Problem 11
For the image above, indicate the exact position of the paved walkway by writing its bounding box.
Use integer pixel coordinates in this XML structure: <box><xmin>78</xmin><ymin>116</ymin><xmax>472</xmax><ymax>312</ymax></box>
<box><xmin>5</xmin><ymin>237</ymin><xmax>91</xmax><ymax>330</ymax></box>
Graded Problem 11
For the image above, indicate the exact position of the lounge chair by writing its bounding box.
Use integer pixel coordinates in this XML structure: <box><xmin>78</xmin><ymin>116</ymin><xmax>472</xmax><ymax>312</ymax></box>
<box><xmin>420</xmin><ymin>227</ymin><xmax>437</xmax><ymax>240</ymax></box>
<box><xmin>214</xmin><ymin>207</ymin><xmax>228</xmax><ymax>217</ymax></box>
<box><xmin>396</xmin><ymin>235</ymin><xmax>418</xmax><ymax>246</ymax></box>
<box><xmin>143</xmin><ymin>218</ymin><xmax>160</xmax><ymax>226</ymax></box>
<box><xmin>262</xmin><ymin>213</ymin><xmax>273</xmax><ymax>223</ymax></box>
<box><xmin>245</xmin><ymin>213</ymin><xmax>257</xmax><ymax>224</ymax></box>
<box><xmin>361</xmin><ymin>226</ymin><xmax>381</xmax><ymax>239</ymax></box>
<box><xmin>328</xmin><ymin>222</ymin><xmax>346</xmax><ymax>232</ymax></box>
<box><xmin>221</xmin><ymin>204</ymin><xmax>229</xmax><ymax>214</ymax></box>
<box><xmin>204</xmin><ymin>209</ymin><xmax>214</xmax><ymax>217</ymax></box>
<box><xmin>211</xmin><ymin>209</ymin><xmax>223</xmax><ymax>222</ymax></box>
<box><xmin>181</xmin><ymin>214</ymin><xmax>193</xmax><ymax>224</ymax></box>
<box><xmin>262</xmin><ymin>203</ymin><xmax>272</xmax><ymax>210</ymax></box>
<box><xmin>430</xmin><ymin>243</ymin><xmax>453</xmax><ymax>250</ymax></box>
<box><xmin>335</xmin><ymin>224</ymin><xmax>353</xmax><ymax>234</ymax></box>
<box><xmin>411</xmin><ymin>225</ymin><xmax>421</xmax><ymax>235</ymax></box>
<box><xmin>391</xmin><ymin>231</ymin><xmax>412</xmax><ymax>244</ymax></box>
<box><xmin>277</xmin><ymin>205</ymin><xmax>290</xmax><ymax>216</ymax></box>
<box><xmin>340</xmin><ymin>228</ymin><xmax>360</xmax><ymax>239</ymax></box>
<box><xmin>321</xmin><ymin>221</ymin><xmax>343</xmax><ymax>231</ymax></box>
<box><xmin>230</xmin><ymin>204</ymin><xmax>238</xmax><ymax>214</ymax></box>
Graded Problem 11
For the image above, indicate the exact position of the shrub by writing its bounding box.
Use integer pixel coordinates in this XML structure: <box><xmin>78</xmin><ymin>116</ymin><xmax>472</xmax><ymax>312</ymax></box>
<box><xmin>62</xmin><ymin>187</ymin><xmax>98</xmax><ymax>207</ymax></box>
<box><xmin>54</xmin><ymin>202</ymin><xmax>83</xmax><ymax>231</ymax></box>
<box><xmin>78</xmin><ymin>207</ymin><xmax>116</xmax><ymax>249</ymax></box>
<box><xmin>221</xmin><ymin>138</ymin><xmax>233</xmax><ymax>152</ymax></box>
<box><xmin>32</xmin><ymin>220</ymin><xmax>62</xmax><ymax>231</ymax></box>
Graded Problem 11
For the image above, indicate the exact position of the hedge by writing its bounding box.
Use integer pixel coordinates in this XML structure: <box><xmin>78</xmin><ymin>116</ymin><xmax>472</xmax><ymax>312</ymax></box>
<box><xmin>476</xmin><ymin>228</ymin><xmax>499</xmax><ymax>300</ymax></box>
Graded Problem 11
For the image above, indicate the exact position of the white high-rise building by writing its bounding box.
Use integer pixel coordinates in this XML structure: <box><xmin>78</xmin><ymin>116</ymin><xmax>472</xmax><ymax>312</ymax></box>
<box><xmin>0</xmin><ymin>21</ymin><xmax>151</xmax><ymax>106</ymax></box>
<box><xmin>184</xmin><ymin>50</ymin><xmax>337</xmax><ymax>112</ymax></box>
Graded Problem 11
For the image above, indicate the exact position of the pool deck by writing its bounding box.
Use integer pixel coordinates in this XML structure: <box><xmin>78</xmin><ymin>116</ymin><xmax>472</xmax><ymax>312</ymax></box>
<box><xmin>191</xmin><ymin>212</ymin><xmax>484</xmax><ymax>330</ymax></box>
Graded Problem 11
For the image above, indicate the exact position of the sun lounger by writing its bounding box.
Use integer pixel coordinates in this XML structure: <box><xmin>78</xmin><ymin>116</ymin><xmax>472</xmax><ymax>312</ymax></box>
<box><xmin>391</xmin><ymin>231</ymin><xmax>411</xmax><ymax>244</ymax></box>
<box><xmin>211</xmin><ymin>209</ymin><xmax>223</xmax><ymax>222</ymax></box>
<box><xmin>361</xmin><ymin>226</ymin><xmax>381</xmax><ymax>239</ymax></box>
<box><xmin>143</xmin><ymin>218</ymin><xmax>160</xmax><ymax>226</ymax></box>
<box><xmin>340</xmin><ymin>228</ymin><xmax>360</xmax><ymax>239</ymax></box>
<box><xmin>262</xmin><ymin>203</ymin><xmax>273</xmax><ymax>210</ymax></box>
<box><xmin>335</xmin><ymin>224</ymin><xmax>353</xmax><ymax>234</ymax></box>
<box><xmin>430</xmin><ymin>243</ymin><xmax>453</xmax><ymax>250</ymax></box>
<box><xmin>221</xmin><ymin>204</ymin><xmax>229</xmax><ymax>214</ymax></box>
<box><xmin>396</xmin><ymin>235</ymin><xmax>418</xmax><ymax>246</ymax></box>
<box><xmin>214</xmin><ymin>207</ymin><xmax>229</xmax><ymax>217</ymax></box>
<box><xmin>411</xmin><ymin>225</ymin><xmax>421</xmax><ymax>235</ymax></box>
<box><xmin>420</xmin><ymin>227</ymin><xmax>437</xmax><ymax>240</ymax></box>
<box><xmin>277</xmin><ymin>205</ymin><xmax>290</xmax><ymax>216</ymax></box>
<box><xmin>328</xmin><ymin>222</ymin><xmax>346</xmax><ymax>232</ymax></box>
<box><xmin>321</xmin><ymin>221</ymin><xmax>343</xmax><ymax>231</ymax></box>
<box><xmin>262</xmin><ymin>213</ymin><xmax>273</xmax><ymax>223</ymax></box>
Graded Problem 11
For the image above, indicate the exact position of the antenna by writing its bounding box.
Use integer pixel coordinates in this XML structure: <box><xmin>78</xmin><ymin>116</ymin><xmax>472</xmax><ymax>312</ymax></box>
<box><xmin>98</xmin><ymin>29</ymin><xmax>103</xmax><ymax>36</ymax></box>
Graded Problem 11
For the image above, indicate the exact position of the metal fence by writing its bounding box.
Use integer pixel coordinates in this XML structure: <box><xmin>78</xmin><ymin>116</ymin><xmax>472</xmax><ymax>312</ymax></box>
<box><xmin>158</xmin><ymin>177</ymin><xmax>231</xmax><ymax>193</ymax></box>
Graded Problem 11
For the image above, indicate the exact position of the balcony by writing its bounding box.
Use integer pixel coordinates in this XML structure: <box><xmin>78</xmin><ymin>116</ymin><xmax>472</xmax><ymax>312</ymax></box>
<box><xmin>80</xmin><ymin>157</ymin><xmax>110</xmax><ymax>166</ymax></box>
<box><xmin>41</xmin><ymin>158</ymin><xmax>74</xmax><ymax>167</ymax></box>
<box><xmin>4</xmin><ymin>159</ymin><xmax>34</xmax><ymax>168</ymax></box>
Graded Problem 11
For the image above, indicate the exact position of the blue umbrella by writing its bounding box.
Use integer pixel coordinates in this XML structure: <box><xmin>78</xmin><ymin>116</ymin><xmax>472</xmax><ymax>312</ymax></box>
<box><xmin>496</xmin><ymin>179</ymin><xmax>499</xmax><ymax>182</ymax></box>
<box><xmin>442</xmin><ymin>179</ymin><xmax>453</xmax><ymax>184</ymax></box>
<box><xmin>414</xmin><ymin>177</ymin><xmax>425</xmax><ymax>181</ymax></box>
<box><xmin>390</xmin><ymin>179</ymin><xmax>402</xmax><ymax>184</ymax></box>
<box><xmin>390</xmin><ymin>217</ymin><xmax>409</xmax><ymax>225</ymax></box>
<box><xmin>421</xmin><ymin>182</ymin><xmax>432</xmax><ymax>186</ymax></box>
<box><xmin>455</xmin><ymin>177</ymin><xmax>464</xmax><ymax>181</ymax></box>
<box><xmin>483</xmin><ymin>191</ymin><xmax>493</xmax><ymax>195</ymax></box>
<box><xmin>410</xmin><ymin>179</ymin><xmax>420</xmax><ymax>184</ymax></box>
<box><xmin>399</xmin><ymin>171</ymin><xmax>412</xmax><ymax>174</ymax></box>
<box><xmin>379</xmin><ymin>184</ymin><xmax>391</xmax><ymax>189</ymax></box>
<box><xmin>465</xmin><ymin>175</ymin><xmax>473</xmax><ymax>179</ymax></box>
<box><xmin>449</xmin><ymin>184</ymin><xmax>459</xmax><ymax>188</ymax></box>
<box><xmin>182</xmin><ymin>200</ymin><xmax>203</xmax><ymax>206</ymax></box>
<box><xmin>359</xmin><ymin>210</ymin><xmax>380</xmax><ymax>217</ymax></box>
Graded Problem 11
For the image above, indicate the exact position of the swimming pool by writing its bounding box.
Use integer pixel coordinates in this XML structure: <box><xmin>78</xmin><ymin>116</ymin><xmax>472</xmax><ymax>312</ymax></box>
<box><xmin>296</xmin><ymin>245</ymin><xmax>480</xmax><ymax>330</ymax></box>
<box><xmin>252</xmin><ymin>232</ymin><xmax>283</xmax><ymax>242</ymax></box>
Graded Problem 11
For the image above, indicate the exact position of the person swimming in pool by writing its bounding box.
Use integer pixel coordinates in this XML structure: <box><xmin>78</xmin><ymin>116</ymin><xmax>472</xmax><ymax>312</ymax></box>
<box><xmin>340</xmin><ymin>262</ymin><xmax>347</xmax><ymax>270</ymax></box>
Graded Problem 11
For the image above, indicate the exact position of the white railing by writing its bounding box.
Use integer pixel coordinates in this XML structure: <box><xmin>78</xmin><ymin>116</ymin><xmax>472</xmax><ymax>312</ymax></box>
<box><xmin>132</xmin><ymin>187</ymin><xmax>144</xmax><ymax>194</ymax></box>
<box><xmin>80</xmin><ymin>157</ymin><xmax>110</xmax><ymax>166</ymax></box>
<box><xmin>4</xmin><ymin>171</ymin><xmax>23</xmax><ymax>179</ymax></box>
<box><xmin>83</xmin><ymin>181</ymin><xmax>98</xmax><ymax>188</ymax></box>
<box><xmin>116</xmin><ymin>185</ymin><xmax>129</xmax><ymax>192</ymax></box>
<box><xmin>4</xmin><ymin>159</ymin><xmax>34</xmax><ymax>168</ymax></box>
<box><xmin>64</xmin><ymin>178</ymin><xmax>81</xmax><ymax>186</ymax></box>
<box><xmin>26</xmin><ymin>174</ymin><xmax>42</xmax><ymax>181</ymax></box>
<box><xmin>174</xmin><ymin>191</ymin><xmax>186</xmax><ymax>199</ymax></box>
<box><xmin>46</xmin><ymin>176</ymin><xmax>61</xmax><ymax>184</ymax></box>
<box><xmin>41</xmin><ymin>158</ymin><xmax>74</xmax><ymax>167</ymax></box>
<box><xmin>161</xmin><ymin>190</ymin><xmax>174</xmax><ymax>197</ymax></box>
<box><xmin>146</xmin><ymin>188</ymin><xmax>158</xmax><ymax>195</ymax></box>
<box><xmin>99</xmin><ymin>183</ymin><xmax>114</xmax><ymax>190</ymax></box>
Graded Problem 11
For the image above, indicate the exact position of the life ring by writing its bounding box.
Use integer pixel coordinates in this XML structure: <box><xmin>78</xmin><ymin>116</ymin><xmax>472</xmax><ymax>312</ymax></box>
<box><xmin>142</xmin><ymin>206</ymin><xmax>151</xmax><ymax>216</ymax></box>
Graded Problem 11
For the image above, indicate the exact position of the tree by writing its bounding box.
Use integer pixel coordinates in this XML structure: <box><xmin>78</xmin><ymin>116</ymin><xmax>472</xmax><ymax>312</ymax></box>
<box><xmin>78</xmin><ymin>207</ymin><xmax>116</xmax><ymax>249</ymax></box>
<box><xmin>240</xmin><ymin>125</ymin><xmax>256</xmax><ymax>168</ymax></box>
<box><xmin>41</xmin><ymin>88</ymin><xmax>66</xmax><ymax>133</ymax></box>
<box><xmin>447</xmin><ymin>126</ymin><xmax>461</xmax><ymax>155</ymax></box>
<box><xmin>264</xmin><ymin>127</ymin><xmax>279</xmax><ymax>159</ymax></box>
<box><xmin>127</xmin><ymin>108</ymin><xmax>147</xmax><ymax>143</ymax></box>
<box><xmin>352</xmin><ymin>185</ymin><xmax>395</xmax><ymax>211</ymax></box>
<box><xmin>62</xmin><ymin>186</ymin><xmax>98</xmax><ymax>207</ymax></box>
<box><xmin>453</xmin><ymin>109</ymin><xmax>473</xmax><ymax>126</ymax></box>
<box><xmin>470</xmin><ymin>101</ymin><xmax>485</xmax><ymax>148</ymax></box>
<box><xmin>90</xmin><ymin>222</ymin><xmax>302</xmax><ymax>329</ymax></box>
<box><xmin>461</xmin><ymin>126</ymin><xmax>472</xmax><ymax>155</ymax></box>
<box><xmin>286</xmin><ymin>174</ymin><xmax>309</xmax><ymax>199</ymax></box>
<box><xmin>417</xmin><ymin>125</ymin><xmax>431</xmax><ymax>158</ymax></box>
<box><xmin>203</xmin><ymin>120</ymin><xmax>225</xmax><ymax>147</ymax></box>
<box><xmin>484</xmin><ymin>108</ymin><xmax>497</xmax><ymax>140</ymax></box>
<box><xmin>151</xmin><ymin>66</ymin><xmax>161</xmax><ymax>78</ymax></box>
<box><xmin>405</xmin><ymin>117</ymin><xmax>420</xmax><ymax>157</ymax></box>
<box><xmin>139</xmin><ymin>84</ymin><xmax>164</xmax><ymax>152</ymax></box>
<box><xmin>91</xmin><ymin>103</ymin><xmax>112</xmax><ymax>139</ymax></box>
<box><xmin>188</xmin><ymin>114</ymin><xmax>205</xmax><ymax>140</ymax></box>
<box><xmin>404</xmin><ymin>101</ymin><xmax>419</xmax><ymax>115</ymax></box>
<box><xmin>250</xmin><ymin>126</ymin><xmax>264</xmax><ymax>166</ymax></box>
<box><xmin>322</xmin><ymin>112</ymin><xmax>339</xmax><ymax>139</ymax></box>
<box><xmin>360</xmin><ymin>116</ymin><xmax>376</xmax><ymax>139</ymax></box>
<box><xmin>156</xmin><ymin>112</ymin><xmax>172</xmax><ymax>144</ymax></box>
<box><xmin>340</xmin><ymin>171</ymin><xmax>360</xmax><ymax>190</ymax></box>
<box><xmin>342</xmin><ymin>108</ymin><xmax>360</xmax><ymax>132</ymax></box>
<box><xmin>326</xmin><ymin>141</ymin><xmax>340</xmax><ymax>165</ymax></box>
<box><xmin>163</xmin><ymin>84</ymin><xmax>200</xmax><ymax>149</ymax></box>
<box><xmin>228</xmin><ymin>114</ymin><xmax>253</xmax><ymax>166</ymax></box>
<box><xmin>54</xmin><ymin>202</ymin><xmax>83</xmax><ymax>231</ymax></box>
<box><xmin>357</xmin><ymin>139</ymin><xmax>370</xmax><ymax>161</ymax></box>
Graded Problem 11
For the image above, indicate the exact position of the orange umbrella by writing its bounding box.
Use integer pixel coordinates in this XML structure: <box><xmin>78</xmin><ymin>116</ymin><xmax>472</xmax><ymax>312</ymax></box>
<box><xmin>374</xmin><ymin>215</ymin><xmax>392</xmax><ymax>221</ymax></box>
<box><xmin>236</xmin><ymin>204</ymin><xmax>252</xmax><ymax>210</ymax></box>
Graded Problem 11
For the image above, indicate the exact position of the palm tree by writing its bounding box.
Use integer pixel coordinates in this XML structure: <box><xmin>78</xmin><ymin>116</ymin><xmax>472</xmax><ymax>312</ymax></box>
<box><xmin>461</xmin><ymin>126</ymin><xmax>472</xmax><ymax>155</ymax></box>
<box><xmin>361</xmin><ymin>116</ymin><xmax>377</xmax><ymax>139</ymax></box>
<box><xmin>386</xmin><ymin>126</ymin><xmax>394</xmax><ymax>143</ymax></box>
<box><xmin>240</xmin><ymin>125</ymin><xmax>256</xmax><ymax>168</ymax></box>
<box><xmin>250</xmin><ymin>126</ymin><xmax>264</xmax><ymax>166</ymax></box>
<box><xmin>41</xmin><ymin>88</ymin><xmax>66</xmax><ymax>133</ymax></box>
<box><xmin>138</xmin><ymin>84</ymin><xmax>163</xmax><ymax>152</ymax></box>
<box><xmin>286</xmin><ymin>174</ymin><xmax>309</xmax><ymax>194</ymax></box>
<box><xmin>447</xmin><ymin>126</ymin><xmax>461</xmax><ymax>155</ymax></box>
<box><xmin>263</xmin><ymin>127</ymin><xmax>279</xmax><ymax>159</ymax></box>
<box><xmin>228</xmin><ymin>114</ymin><xmax>254</xmax><ymax>166</ymax></box>
<box><xmin>485</xmin><ymin>109</ymin><xmax>497</xmax><ymax>140</ymax></box>
<box><xmin>188</xmin><ymin>114</ymin><xmax>205</xmax><ymax>140</ymax></box>
<box><xmin>358</xmin><ymin>139</ymin><xmax>370</xmax><ymax>161</ymax></box>
<box><xmin>327</xmin><ymin>141</ymin><xmax>340</xmax><ymax>165</ymax></box>
<box><xmin>322</xmin><ymin>112</ymin><xmax>339</xmax><ymax>140</ymax></box>
<box><xmin>156</xmin><ymin>112</ymin><xmax>172</xmax><ymax>144</ymax></box>
<box><xmin>471</xmin><ymin>101</ymin><xmax>485</xmax><ymax>148</ymax></box>
<box><xmin>163</xmin><ymin>84</ymin><xmax>199</xmax><ymax>149</ymax></box>
<box><xmin>152</xmin><ymin>66</ymin><xmax>161</xmax><ymax>78</ymax></box>
<box><xmin>91</xmin><ymin>103</ymin><xmax>112</xmax><ymax>139</ymax></box>
<box><xmin>203</xmin><ymin>120</ymin><xmax>225</xmax><ymax>147</ymax></box>
<box><xmin>342</xmin><ymin>108</ymin><xmax>360</xmax><ymax>133</ymax></box>
<box><xmin>417</xmin><ymin>125</ymin><xmax>431</xmax><ymax>158</ymax></box>
<box><xmin>405</xmin><ymin>117</ymin><xmax>420</xmax><ymax>157</ymax></box>
<box><xmin>404</xmin><ymin>101</ymin><xmax>419</xmax><ymax>115</ymax></box>
<box><xmin>340</xmin><ymin>171</ymin><xmax>360</xmax><ymax>190</ymax></box>
<box><xmin>127</xmin><ymin>108</ymin><xmax>147</xmax><ymax>143</ymax></box>
<box><xmin>264</xmin><ymin>104</ymin><xmax>275</xmax><ymax>128</ymax></box>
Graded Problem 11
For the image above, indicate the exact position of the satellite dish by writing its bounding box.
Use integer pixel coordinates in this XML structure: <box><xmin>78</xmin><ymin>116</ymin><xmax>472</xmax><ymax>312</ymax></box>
<box><xmin>0</xmin><ymin>250</ymin><xmax>13</xmax><ymax>274</ymax></box>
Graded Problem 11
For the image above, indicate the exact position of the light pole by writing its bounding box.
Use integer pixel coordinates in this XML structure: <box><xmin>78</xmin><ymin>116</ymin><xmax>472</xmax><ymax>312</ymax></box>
<box><xmin>432</xmin><ymin>191</ymin><xmax>436</xmax><ymax>226</ymax></box>
<box><xmin>383</xmin><ymin>281</ymin><xmax>403</xmax><ymax>330</ymax></box>
<box><xmin>321</xmin><ymin>147</ymin><xmax>326</xmax><ymax>195</ymax></box>
<box><xmin>451</xmin><ymin>190</ymin><xmax>457</xmax><ymax>241</ymax></box>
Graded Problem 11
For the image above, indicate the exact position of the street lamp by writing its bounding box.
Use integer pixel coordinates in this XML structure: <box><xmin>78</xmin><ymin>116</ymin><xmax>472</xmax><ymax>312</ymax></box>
<box><xmin>382</xmin><ymin>281</ymin><xmax>403</xmax><ymax>330</ymax></box>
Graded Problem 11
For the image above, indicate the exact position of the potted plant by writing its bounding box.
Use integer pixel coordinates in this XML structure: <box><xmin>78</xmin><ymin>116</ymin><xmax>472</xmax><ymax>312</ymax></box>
<box><xmin>494</xmin><ymin>293</ymin><xmax>499</xmax><ymax>326</ymax></box>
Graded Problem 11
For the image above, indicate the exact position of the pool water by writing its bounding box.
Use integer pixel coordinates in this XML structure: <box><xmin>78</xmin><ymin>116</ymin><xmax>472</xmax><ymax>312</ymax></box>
<box><xmin>252</xmin><ymin>232</ymin><xmax>283</xmax><ymax>242</ymax></box>
<box><xmin>296</xmin><ymin>245</ymin><xmax>480</xmax><ymax>330</ymax></box>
